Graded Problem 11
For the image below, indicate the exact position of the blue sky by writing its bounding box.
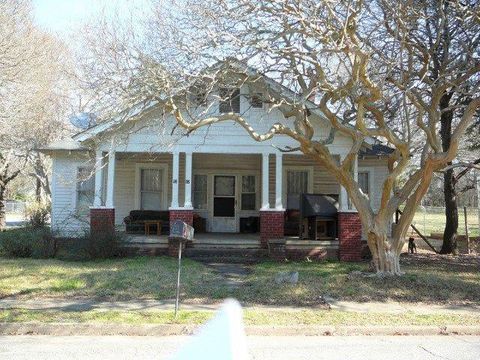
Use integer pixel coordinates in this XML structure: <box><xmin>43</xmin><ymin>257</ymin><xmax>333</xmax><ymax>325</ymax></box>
<box><xmin>32</xmin><ymin>0</ymin><xmax>149</xmax><ymax>39</ymax></box>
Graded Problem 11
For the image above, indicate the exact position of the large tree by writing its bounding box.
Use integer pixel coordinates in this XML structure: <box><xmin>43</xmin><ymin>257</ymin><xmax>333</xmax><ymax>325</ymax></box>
<box><xmin>80</xmin><ymin>0</ymin><xmax>480</xmax><ymax>274</ymax></box>
<box><xmin>0</xmin><ymin>0</ymin><xmax>71</xmax><ymax>228</ymax></box>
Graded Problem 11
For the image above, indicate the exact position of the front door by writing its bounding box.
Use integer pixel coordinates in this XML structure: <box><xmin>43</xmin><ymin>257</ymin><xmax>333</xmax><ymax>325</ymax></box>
<box><xmin>211</xmin><ymin>175</ymin><xmax>236</xmax><ymax>232</ymax></box>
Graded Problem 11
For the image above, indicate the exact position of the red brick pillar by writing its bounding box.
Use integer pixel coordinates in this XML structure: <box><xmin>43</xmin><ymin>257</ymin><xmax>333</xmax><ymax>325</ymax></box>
<box><xmin>260</xmin><ymin>210</ymin><xmax>285</xmax><ymax>249</ymax></box>
<box><xmin>90</xmin><ymin>207</ymin><xmax>115</xmax><ymax>236</ymax></box>
<box><xmin>168</xmin><ymin>209</ymin><xmax>193</xmax><ymax>257</ymax></box>
<box><xmin>338</xmin><ymin>212</ymin><xmax>362</xmax><ymax>261</ymax></box>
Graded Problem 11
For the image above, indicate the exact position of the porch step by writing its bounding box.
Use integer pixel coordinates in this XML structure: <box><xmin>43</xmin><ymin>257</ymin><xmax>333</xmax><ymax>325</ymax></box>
<box><xmin>184</xmin><ymin>248</ymin><xmax>267</xmax><ymax>263</ymax></box>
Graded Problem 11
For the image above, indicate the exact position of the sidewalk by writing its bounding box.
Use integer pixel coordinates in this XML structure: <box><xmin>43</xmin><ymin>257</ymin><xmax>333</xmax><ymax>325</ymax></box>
<box><xmin>1</xmin><ymin>297</ymin><xmax>479</xmax><ymax>315</ymax></box>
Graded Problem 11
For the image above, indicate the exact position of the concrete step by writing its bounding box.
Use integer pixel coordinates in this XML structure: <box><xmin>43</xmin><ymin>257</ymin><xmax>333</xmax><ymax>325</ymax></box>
<box><xmin>184</xmin><ymin>248</ymin><xmax>267</xmax><ymax>259</ymax></box>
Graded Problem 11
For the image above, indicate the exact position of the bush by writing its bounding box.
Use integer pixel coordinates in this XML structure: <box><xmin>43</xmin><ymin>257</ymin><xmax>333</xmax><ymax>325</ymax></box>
<box><xmin>62</xmin><ymin>231</ymin><xmax>126</xmax><ymax>260</ymax></box>
<box><xmin>25</xmin><ymin>201</ymin><xmax>51</xmax><ymax>228</ymax></box>
<box><xmin>0</xmin><ymin>227</ymin><xmax>55</xmax><ymax>258</ymax></box>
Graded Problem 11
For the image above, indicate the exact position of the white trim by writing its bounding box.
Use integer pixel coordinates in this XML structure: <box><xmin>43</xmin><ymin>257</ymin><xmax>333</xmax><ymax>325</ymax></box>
<box><xmin>275</xmin><ymin>153</ymin><xmax>284</xmax><ymax>210</ymax></box>
<box><xmin>184</xmin><ymin>152</ymin><xmax>193</xmax><ymax>208</ymax></box>
<box><xmin>282</xmin><ymin>165</ymin><xmax>314</xmax><ymax>208</ymax></box>
<box><xmin>105</xmin><ymin>151</ymin><xmax>116</xmax><ymax>208</ymax></box>
<box><xmin>358</xmin><ymin>166</ymin><xmax>375</xmax><ymax>203</ymax></box>
<box><xmin>93</xmin><ymin>150</ymin><xmax>103</xmax><ymax>207</ymax></box>
<box><xmin>261</xmin><ymin>153</ymin><xmax>270</xmax><ymax>210</ymax></box>
<box><xmin>171</xmin><ymin>152</ymin><xmax>180</xmax><ymax>208</ymax></box>
<box><xmin>134</xmin><ymin>162</ymin><xmax>169</xmax><ymax>210</ymax></box>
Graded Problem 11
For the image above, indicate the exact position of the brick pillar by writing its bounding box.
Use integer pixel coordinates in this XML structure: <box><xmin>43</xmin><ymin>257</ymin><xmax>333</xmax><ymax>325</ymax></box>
<box><xmin>168</xmin><ymin>209</ymin><xmax>193</xmax><ymax>257</ymax></box>
<box><xmin>338</xmin><ymin>212</ymin><xmax>362</xmax><ymax>261</ymax></box>
<box><xmin>169</xmin><ymin>209</ymin><xmax>193</xmax><ymax>226</ymax></box>
<box><xmin>260</xmin><ymin>210</ymin><xmax>285</xmax><ymax>249</ymax></box>
<box><xmin>90</xmin><ymin>207</ymin><xmax>115</xmax><ymax>236</ymax></box>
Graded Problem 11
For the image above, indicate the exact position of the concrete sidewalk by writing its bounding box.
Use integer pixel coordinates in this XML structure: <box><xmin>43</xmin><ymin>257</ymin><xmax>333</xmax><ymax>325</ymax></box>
<box><xmin>1</xmin><ymin>297</ymin><xmax>479</xmax><ymax>315</ymax></box>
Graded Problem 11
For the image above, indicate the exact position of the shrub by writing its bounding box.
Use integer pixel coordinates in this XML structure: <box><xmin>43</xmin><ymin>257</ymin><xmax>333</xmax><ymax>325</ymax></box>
<box><xmin>25</xmin><ymin>201</ymin><xmax>51</xmax><ymax>228</ymax></box>
<box><xmin>60</xmin><ymin>231</ymin><xmax>126</xmax><ymax>260</ymax></box>
<box><xmin>0</xmin><ymin>227</ymin><xmax>55</xmax><ymax>258</ymax></box>
<box><xmin>86</xmin><ymin>231</ymin><xmax>126</xmax><ymax>259</ymax></box>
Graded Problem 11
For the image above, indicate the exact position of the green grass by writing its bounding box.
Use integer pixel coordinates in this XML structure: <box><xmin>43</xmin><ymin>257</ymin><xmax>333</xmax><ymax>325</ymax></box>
<box><xmin>412</xmin><ymin>207</ymin><xmax>479</xmax><ymax>237</ymax></box>
<box><xmin>1</xmin><ymin>308</ymin><xmax>479</xmax><ymax>326</ymax></box>
<box><xmin>1</xmin><ymin>255</ymin><xmax>478</xmax><ymax>306</ymax></box>
<box><xmin>0</xmin><ymin>256</ymin><xmax>229</xmax><ymax>301</ymax></box>
<box><xmin>228</xmin><ymin>256</ymin><xmax>480</xmax><ymax>306</ymax></box>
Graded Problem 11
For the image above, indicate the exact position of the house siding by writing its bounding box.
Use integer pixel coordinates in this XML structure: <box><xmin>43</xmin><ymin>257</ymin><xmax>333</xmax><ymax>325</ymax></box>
<box><xmin>51</xmin><ymin>153</ymin><xmax>93</xmax><ymax>237</ymax></box>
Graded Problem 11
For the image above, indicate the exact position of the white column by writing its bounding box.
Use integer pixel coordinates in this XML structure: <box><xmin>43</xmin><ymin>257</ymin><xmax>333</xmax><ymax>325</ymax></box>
<box><xmin>350</xmin><ymin>155</ymin><xmax>358</xmax><ymax>210</ymax></box>
<box><xmin>105</xmin><ymin>151</ymin><xmax>115</xmax><ymax>208</ymax></box>
<box><xmin>184</xmin><ymin>152</ymin><xmax>193</xmax><ymax>209</ymax></box>
<box><xmin>170</xmin><ymin>151</ymin><xmax>180</xmax><ymax>208</ymax></box>
<box><xmin>275</xmin><ymin>153</ymin><xmax>284</xmax><ymax>210</ymax></box>
<box><xmin>339</xmin><ymin>153</ymin><xmax>348</xmax><ymax>211</ymax></box>
<box><xmin>93</xmin><ymin>150</ymin><xmax>103</xmax><ymax>207</ymax></box>
<box><xmin>261</xmin><ymin>153</ymin><xmax>270</xmax><ymax>210</ymax></box>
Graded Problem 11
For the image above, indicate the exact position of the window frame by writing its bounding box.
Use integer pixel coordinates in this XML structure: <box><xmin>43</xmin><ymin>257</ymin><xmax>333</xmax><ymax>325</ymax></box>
<box><xmin>134</xmin><ymin>163</ymin><xmax>169</xmax><ymax>210</ymax></box>
<box><xmin>219</xmin><ymin>87</ymin><xmax>241</xmax><ymax>114</ymax></box>
<box><xmin>192</xmin><ymin>174</ymin><xmax>208</xmax><ymax>210</ymax></box>
<box><xmin>357</xmin><ymin>167</ymin><xmax>374</xmax><ymax>202</ymax></box>
<box><xmin>241</xmin><ymin>175</ymin><xmax>256</xmax><ymax>210</ymax></box>
<box><xmin>282</xmin><ymin>165</ymin><xmax>314</xmax><ymax>209</ymax></box>
<box><xmin>75</xmin><ymin>167</ymin><xmax>95</xmax><ymax>215</ymax></box>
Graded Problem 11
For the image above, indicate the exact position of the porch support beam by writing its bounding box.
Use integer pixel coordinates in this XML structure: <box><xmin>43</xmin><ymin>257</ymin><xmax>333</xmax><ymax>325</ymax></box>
<box><xmin>184</xmin><ymin>152</ymin><xmax>193</xmax><ymax>209</ymax></box>
<box><xmin>93</xmin><ymin>150</ymin><xmax>103</xmax><ymax>207</ymax></box>
<box><xmin>105</xmin><ymin>151</ymin><xmax>115</xmax><ymax>208</ymax></box>
<box><xmin>170</xmin><ymin>151</ymin><xmax>180</xmax><ymax>209</ymax></box>
<box><xmin>275</xmin><ymin>153</ymin><xmax>284</xmax><ymax>210</ymax></box>
<box><xmin>261</xmin><ymin>153</ymin><xmax>270</xmax><ymax>210</ymax></box>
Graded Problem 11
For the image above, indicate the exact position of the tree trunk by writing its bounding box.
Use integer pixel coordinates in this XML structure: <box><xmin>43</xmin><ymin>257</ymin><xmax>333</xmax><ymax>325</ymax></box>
<box><xmin>439</xmin><ymin>92</ymin><xmax>458</xmax><ymax>254</ymax></box>
<box><xmin>441</xmin><ymin>167</ymin><xmax>458</xmax><ymax>254</ymax></box>
<box><xmin>367</xmin><ymin>230</ymin><xmax>402</xmax><ymax>275</ymax></box>
<box><xmin>0</xmin><ymin>188</ymin><xmax>6</xmax><ymax>230</ymax></box>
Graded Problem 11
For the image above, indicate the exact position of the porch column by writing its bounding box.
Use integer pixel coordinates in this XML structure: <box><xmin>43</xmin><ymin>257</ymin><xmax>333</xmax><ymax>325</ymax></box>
<box><xmin>93</xmin><ymin>150</ymin><xmax>103</xmax><ymax>207</ymax></box>
<box><xmin>170</xmin><ymin>151</ymin><xmax>180</xmax><ymax>208</ymax></box>
<box><xmin>105</xmin><ymin>151</ymin><xmax>115</xmax><ymax>208</ymax></box>
<box><xmin>184</xmin><ymin>152</ymin><xmax>193</xmax><ymax>209</ymax></box>
<box><xmin>338</xmin><ymin>153</ymin><xmax>349</xmax><ymax>212</ymax></box>
<box><xmin>275</xmin><ymin>153</ymin><xmax>284</xmax><ymax>210</ymax></box>
<box><xmin>261</xmin><ymin>153</ymin><xmax>270</xmax><ymax>210</ymax></box>
<box><xmin>350</xmin><ymin>155</ymin><xmax>358</xmax><ymax>210</ymax></box>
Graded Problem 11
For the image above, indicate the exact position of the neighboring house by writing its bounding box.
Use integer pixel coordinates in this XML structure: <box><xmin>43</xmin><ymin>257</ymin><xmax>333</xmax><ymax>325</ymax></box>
<box><xmin>41</xmin><ymin>72</ymin><xmax>391</xmax><ymax>261</ymax></box>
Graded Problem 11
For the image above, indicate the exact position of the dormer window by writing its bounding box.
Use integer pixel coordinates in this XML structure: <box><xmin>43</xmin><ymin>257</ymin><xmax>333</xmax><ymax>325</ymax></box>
<box><xmin>219</xmin><ymin>88</ymin><xmax>240</xmax><ymax>113</ymax></box>
<box><xmin>190</xmin><ymin>87</ymin><xmax>207</xmax><ymax>107</ymax></box>
<box><xmin>250</xmin><ymin>93</ymin><xmax>263</xmax><ymax>108</ymax></box>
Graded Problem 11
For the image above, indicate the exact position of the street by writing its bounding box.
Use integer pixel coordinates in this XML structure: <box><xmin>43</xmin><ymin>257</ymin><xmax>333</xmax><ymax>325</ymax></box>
<box><xmin>0</xmin><ymin>335</ymin><xmax>478</xmax><ymax>360</ymax></box>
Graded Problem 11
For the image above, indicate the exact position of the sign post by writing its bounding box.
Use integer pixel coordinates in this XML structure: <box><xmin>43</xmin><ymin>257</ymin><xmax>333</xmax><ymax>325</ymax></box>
<box><xmin>169</xmin><ymin>220</ymin><xmax>194</xmax><ymax>319</ymax></box>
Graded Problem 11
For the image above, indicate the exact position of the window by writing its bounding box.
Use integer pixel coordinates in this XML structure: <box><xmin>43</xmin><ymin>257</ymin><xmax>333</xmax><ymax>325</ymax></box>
<box><xmin>140</xmin><ymin>168</ymin><xmax>164</xmax><ymax>210</ymax></box>
<box><xmin>250</xmin><ymin>93</ymin><xmax>263</xmax><ymax>108</ymax></box>
<box><xmin>190</xmin><ymin>87</ymin><xmax>207</xmax><ymax>107</ymax></box>
<box><xmin>219</xmin><ymin>88</ymin><xmax>240</xmax><ymax>113</ymax></box>
<box><xmin>241</xmin><ymin>175</ymin><xmax>256</xmax><ymax>210</ymax></box>
<box><xmin>358</xmin><ymin>171</ymin><xmax>370</xmax><ymax>196</ymax></box>
<box><xmin>193</xmin><ymin>174</ymin><xmax>207</xmax><ymax>210</ymax></box>
<box><xmin>286</xmin><ymin>170</ymin><xmax>309</xmax><ymax>209</ymax></box>
<box><xmin>76</xmin><ymin>167</ymin><xmax>95</xmax><ymax>215</ymax></box>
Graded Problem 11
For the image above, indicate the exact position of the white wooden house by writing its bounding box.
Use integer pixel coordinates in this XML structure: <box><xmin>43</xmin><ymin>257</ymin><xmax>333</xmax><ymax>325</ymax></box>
<box><xmin>42</xmin><ymin>73</ymin><xmax>391</xmax><ymax>261</ymax></box>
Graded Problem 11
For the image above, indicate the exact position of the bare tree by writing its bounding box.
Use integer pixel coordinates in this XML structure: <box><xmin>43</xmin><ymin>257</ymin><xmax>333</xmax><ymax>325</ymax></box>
<box><xmin>80</xmin><ymin>0</ymin><xmax>480</xmax><ymax>274</ymax></box>
<box><xmin>0</xmin><ymin>0</ymin><xmax>72</xmax><ymax>228</ymax></box>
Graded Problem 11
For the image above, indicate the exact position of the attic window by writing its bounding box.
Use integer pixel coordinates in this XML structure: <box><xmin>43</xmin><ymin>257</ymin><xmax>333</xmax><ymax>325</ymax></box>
<box><xmin>219</xmin><ymin>88</ymin><xmax>240</xmax><ymax>113</ymax></box>
<box><xmin>250</xmin><ymin>93</ymin><xmax>263</xmax><ymax>108</ymax></box>
<box><xmin>190</xmin><ymin>87</ymin><xmax>207</xmax><ymax>106</ymax></box>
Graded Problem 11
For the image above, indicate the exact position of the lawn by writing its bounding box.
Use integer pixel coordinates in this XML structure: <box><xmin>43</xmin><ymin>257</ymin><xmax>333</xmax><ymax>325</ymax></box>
<box><xmin>1</xmin><ymin>254</ymin><xmax>479</xmax><ymax>306</ymax></box>
<box><xmin>411</xmin><ymin>207</ymin><xmax>479</xmax><ymax>237</ymax></box>
<box><xmin>1</xmin><ymin>308</ymin><xmax>479</xmax><ymax>326</ymax></box>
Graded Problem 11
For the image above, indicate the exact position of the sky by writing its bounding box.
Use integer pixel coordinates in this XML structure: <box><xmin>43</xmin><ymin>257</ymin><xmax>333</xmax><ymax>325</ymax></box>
<box><xmin>32</xmin><ymin>0</ymin><xmax>149</xmax><ymax>40</ymax></box>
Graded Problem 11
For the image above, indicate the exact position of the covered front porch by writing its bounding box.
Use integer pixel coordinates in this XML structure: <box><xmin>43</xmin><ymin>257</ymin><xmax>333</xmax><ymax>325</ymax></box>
<box><xmin>90</xmin><ymin>149</ymin><xmax>362</xmax><ymax>261</ymax></box>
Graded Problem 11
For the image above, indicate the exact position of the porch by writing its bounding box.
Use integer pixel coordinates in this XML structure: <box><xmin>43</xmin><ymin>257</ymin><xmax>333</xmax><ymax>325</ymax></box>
<box><xmin>90</xmin><ymin>150</ymin><xmax>362</xmax><ymax>261</ymax></box>
<box><xmin>123</xmin><ymin>232</ymin><xmax>340</xmax><ymax>260</ymax></box>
